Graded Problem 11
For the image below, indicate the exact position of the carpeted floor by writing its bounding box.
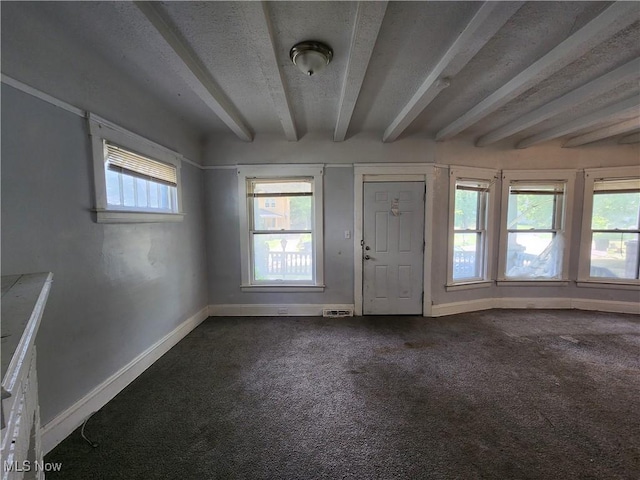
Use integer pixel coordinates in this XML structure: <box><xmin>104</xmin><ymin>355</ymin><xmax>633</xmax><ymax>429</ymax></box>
<box><xmin>45</xmin><ymin>309</ymin><xmax>639</xmax><ymax>479</ymax></box>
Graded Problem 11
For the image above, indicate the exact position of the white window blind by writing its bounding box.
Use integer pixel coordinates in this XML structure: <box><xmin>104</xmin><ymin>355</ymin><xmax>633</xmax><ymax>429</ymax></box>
<box><xmin>509</xmin><ymin>182</ymin><xmax>565</xmax><ymax>195</ymax></box>
<box><xmin>594</xmin><ymin>178</ymin><xmax>640</xmax><ymax>193</ymax></box>
<box><xmin>106</xmin><ymin>142</ymin><xmax>177</xmax><ymax>186</ymax></box>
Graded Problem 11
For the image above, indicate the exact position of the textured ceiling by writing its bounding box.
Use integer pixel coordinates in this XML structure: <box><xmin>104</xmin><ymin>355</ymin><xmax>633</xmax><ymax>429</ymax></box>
<box><xmin>1</xmin><ymin>1</ymin><xmax>639</xmax><ymax>149</ymax></box>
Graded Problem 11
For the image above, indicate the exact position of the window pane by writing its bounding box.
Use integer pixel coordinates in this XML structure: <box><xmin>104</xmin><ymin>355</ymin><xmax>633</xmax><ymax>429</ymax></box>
<box><xmin>454</xmin><ymin>189</ymin><xmax>479</xmax><ymax>230</ymax></box>
<box><xmin>122</xmin><ymin>175</ymin><xmax>135</xmax><ymax>207</ymax></box>
<box><xmin>507</xmin><ymin>190</ymin><xmax>561</xmax><ymax>230</ymax></box>
<box><xmin>252</xmin><ymin>196</ymin><xmax>312</xmax><ymax>230</ymax></box>
<box><xmin>253</xmin><ymin>233</ymin><xmax>313</xmax><ymax>282</ymax></box>
<box><xmin>592</xmin><ymin>191</ymin><xmax>640</xmax><ymax>230</ymax></box>
<box><xmin>453</xmin><ymin>232</ymin><xmax>481</xmax><ymax>279</ymax></box>
<box><xmin>149</xmin><ymin>183</ymin><xmax>159</xmax><ymax>208</ymax></box>
<box><xmin>505</xmin><ymin>232</ymin><xmax>561</xmax><ymax>278</ymax></box>
<box><xmin>106</xmin><ymin>169</ymin><xmax>121</xmax><ymax>206</ymax></box>
<box><xmin>135</xmin><ymin>178</ymin><xmax>148</xmax><ymax>208</ymax></box>
<box><xmin>159</xmin><ymin>184</ymin><xmax>169</xmax><ymax>209</ymax></box>
<box><xmin>590</xmin><ymin>232</ymin><xmax>639</xmax><ymax>279</ymax></box>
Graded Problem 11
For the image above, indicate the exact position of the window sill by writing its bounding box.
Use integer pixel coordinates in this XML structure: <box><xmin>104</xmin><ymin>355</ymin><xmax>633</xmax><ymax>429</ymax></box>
<box><xmin>95</xmin><ymin>210</ymin><xmax>185</xmax><ymax>224</ymax></box>
<box><xmin>576</xmin><ymin>280</ymin><xmax>639</xmax><ymax>290</ymax></box>
<box><xmin>496</xmin><ymin>280</ymin><xmax>570</xmax><ymax>287</ymax></box>
<box><xmin>241</xmin><ymin>284</ymin><xmax>325</xmax><ymax>293</ymax></box>
<box><xmin>445</xmin><ymin>281</ymin><xmax>492</xmax><ymax>292</ymax></box>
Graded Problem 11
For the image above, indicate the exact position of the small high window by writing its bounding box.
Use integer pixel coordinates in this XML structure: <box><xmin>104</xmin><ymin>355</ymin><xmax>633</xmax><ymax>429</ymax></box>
<box><xmin>89</xmin><ymin>114</ymin><xmax>183</xmax><ymax>223</ymax></box>
<box><xmin>104</xmin><ymin>142</ymin><xmax>178</xmax><ymax>213</ymax></box>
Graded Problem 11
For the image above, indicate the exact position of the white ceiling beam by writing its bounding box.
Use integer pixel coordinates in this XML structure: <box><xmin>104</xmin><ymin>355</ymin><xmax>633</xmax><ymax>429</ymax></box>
<box><xmin>476</xmin><ymin>57</ymin><xmax>640</xmax><ymax>146</ymax></box>
<box><xmin>383</xmin><ymin>1</ymin><xmax>522</xmax><ymax>143</ymax></box>
<box><xmin>241</xmin><ymin>2</ymin><xmax>297</xmax><ymax>141</ymax></box>
<box><xmin>563</xmin><ymin>118</ymin><xmax>640</xmax><ymax>147</ymax></box>
<box><xmin>516</xmin><ymin>97</ymin><xmax>639</xmax><ymax>149</ymax></box>
<box><xmin>619</xmin><ymin>131</ymin><xmax>640</xmax><ymax>144</ymax></box>
<box><xmin>436</xmin><ymin>2</ymin><xmax>640</xmax><ymax>141</ymax></box>
<box><xmin>134</xmin><ymin>1</ymin><xmax>253</xmax><ymax>141</ymax></box>
<box><xmin>334</xmin><ymin>1</ymin><xmax>388</xmax><ymax>142</ymax></box>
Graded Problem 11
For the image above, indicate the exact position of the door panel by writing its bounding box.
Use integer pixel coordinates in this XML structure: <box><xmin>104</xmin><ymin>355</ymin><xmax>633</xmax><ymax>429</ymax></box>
<box><xmin>363</xmin><ymin>182</ymin><xmax>425</xmax><ymax>315</ymax></box>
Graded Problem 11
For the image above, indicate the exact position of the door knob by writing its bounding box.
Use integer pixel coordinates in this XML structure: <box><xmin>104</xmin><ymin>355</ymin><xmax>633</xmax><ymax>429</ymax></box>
<box><xmin>364</xmin><ymin>255</ymin><xmax>371</xmax><ymax>260</ymax></box>
<box><xmin>365</xmin><ymin>246</ymin><xmax>370</xmax><ymax>250</ymax></box>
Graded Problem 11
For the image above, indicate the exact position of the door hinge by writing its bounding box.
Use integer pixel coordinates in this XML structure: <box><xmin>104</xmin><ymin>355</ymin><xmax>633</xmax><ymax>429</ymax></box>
<box><xmin>423</xmin><ymin>240</ymin><xmax>425</xmax><ymax>252</ymax></box>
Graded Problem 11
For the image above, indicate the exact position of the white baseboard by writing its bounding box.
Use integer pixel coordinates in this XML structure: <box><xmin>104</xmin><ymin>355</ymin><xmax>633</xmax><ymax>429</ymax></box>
<box><xmin>209</xmin><ymin>304</ymin><xmax>355</xmax><ymax>317</ymax></box>
<box><xmin>41</xmin><ymin>306</ymin><xmax>209</xmax><ymax>454</ymax></box>
<box><xmin>431</xmin><ymin>297</ymin><xmax>638</xmax><ymax>317</ymax></box>
<box><xmin>430</xmin><ymin>298</ymin><xmax>495</xmax><ymax>317</ymax></box>
<box><xmin>495</xmin><ymin>297</ymin><xmax>572</xmax><ymax>310</ymax></box>
<box><xmin>571</xmin><ymin>298</ymin><xmax>640</xmax><ymax>315</ymax></box>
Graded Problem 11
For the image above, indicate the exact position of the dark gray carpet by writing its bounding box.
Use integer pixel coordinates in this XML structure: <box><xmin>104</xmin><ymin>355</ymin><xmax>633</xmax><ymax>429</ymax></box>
<box><xmin>46</xmin><ymin>310</ymin><xmax>639</xmax><ymax>479</ymax></box>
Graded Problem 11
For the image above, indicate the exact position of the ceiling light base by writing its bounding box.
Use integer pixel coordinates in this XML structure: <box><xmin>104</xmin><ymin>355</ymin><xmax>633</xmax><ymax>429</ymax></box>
<box><xmin>290</xmin><ymin>41</ymin><xmax>333</xmax><ymax>76</ymax></box>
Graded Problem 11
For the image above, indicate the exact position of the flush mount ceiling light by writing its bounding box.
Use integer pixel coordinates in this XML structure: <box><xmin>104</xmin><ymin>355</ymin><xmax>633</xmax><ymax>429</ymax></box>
<box><xmin>289</xmin><ymin>41</ymin><xmax>333</xmax><ymax>76</ymax></box>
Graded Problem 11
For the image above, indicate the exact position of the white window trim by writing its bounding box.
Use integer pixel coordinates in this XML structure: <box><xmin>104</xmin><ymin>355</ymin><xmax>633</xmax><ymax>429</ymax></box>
<box><xmin>498</xmin><ymin>169</ymin><xmax>576</xmax><ymax>283</ymax></box>
<box><xmin>577</xmin><ymin>166</ymin><xmax>640</xmax><ymax>287</ymax></box>
<box><xmin>88</xmin><ymin>113</ymin><xmax>184</xmax><ymax>223</ymax></box>
<box><xmin>237</xmin><ymin>164</ymin><xmax>325</xmax><ymax>292</ymax></box>
<box><xmin>446</xmin><ymin>166</ymin><xmax>498</xmax><ymax>288</ymax></box>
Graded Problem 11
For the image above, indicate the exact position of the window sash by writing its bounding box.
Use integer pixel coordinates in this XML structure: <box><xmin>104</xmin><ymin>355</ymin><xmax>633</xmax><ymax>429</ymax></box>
<box><xmin>453</xmin><ymin>231</ymin><xmax>484</xmax><ymax>280</ymax></box>
<box><xmin>450</xmin><ymin>177</ymin><xmax>491</xmax><ymax>283</ymax></box>
<box><xmin>586</xmin><ymin>176</ymin><xmax>640</xmax><ymax>281</ymax></box>
<box><xmin>246</xmin><ymin>177</ymin><xmax>317</xmax><ymax>285</ymax></box>
<box><xmin>507</xmin><ymin>183</ymin><xmax>565</xmax><ymax>231</ymax></box>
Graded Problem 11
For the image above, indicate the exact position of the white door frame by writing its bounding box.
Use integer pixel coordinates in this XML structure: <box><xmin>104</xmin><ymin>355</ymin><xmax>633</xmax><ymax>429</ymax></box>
<box><xmin>354</xmin><ymin>164</ymin><xmax>438</xmax><ymax>316</ymax></box>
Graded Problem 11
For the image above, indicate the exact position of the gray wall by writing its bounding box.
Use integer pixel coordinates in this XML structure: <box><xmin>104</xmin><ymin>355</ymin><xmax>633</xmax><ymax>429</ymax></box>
<box><xmin>205</xmin><ymin>167</ymin><xmax>354</xmax><ymax>305</ymax></box>
<box><xmin>1</xmin><ymin>85</ymin><xmax>209</xmax><ymax>424</ymax></box>
<box><xmin>204</xmin><ymin>134</ymin><xmax>639</xmax><ymax>308</ymax></box>
<box><xmin>1</xmin><ymin>2</ymin><xmax>203</xmax><ymax>162</ymax></box>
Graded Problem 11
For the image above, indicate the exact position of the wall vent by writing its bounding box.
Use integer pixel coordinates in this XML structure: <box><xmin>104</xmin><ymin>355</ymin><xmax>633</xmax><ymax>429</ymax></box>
<box><xmin>323</xmin><ymin>308</ymin><xmax>354</xmax><ymax>318</ymax></box>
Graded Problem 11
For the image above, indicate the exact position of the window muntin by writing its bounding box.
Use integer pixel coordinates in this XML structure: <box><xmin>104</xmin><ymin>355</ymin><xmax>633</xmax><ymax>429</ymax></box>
<box><xmin>504</xmin><ymin>181</ymin><xmax>566</xmax><ymax>279</ymax></box>
<box><xmin>104</xmin><ymin>142</ymin><xmax>178</xmax><ymax>213</ymax></box>
<box><xmin>588</xmin><ymin>178</ymin><xmax>640</xmax><ymax>280</ymax></box>
<box><xmin>248</xmin><ymin>178</ymin><xmax>315</xmax><ymax>283</ymax></box>
<box><xmin>452</xmin><ymin>180</ymin><xmax>489</xmax><ymax>281</ymax></box>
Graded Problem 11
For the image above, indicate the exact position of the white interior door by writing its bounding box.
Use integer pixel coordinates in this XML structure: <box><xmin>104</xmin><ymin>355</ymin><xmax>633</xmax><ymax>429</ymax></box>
<box><xmin>362</xmin><ymin>182</ymin><xmax>425</xmax><ymax>315</ymax></box>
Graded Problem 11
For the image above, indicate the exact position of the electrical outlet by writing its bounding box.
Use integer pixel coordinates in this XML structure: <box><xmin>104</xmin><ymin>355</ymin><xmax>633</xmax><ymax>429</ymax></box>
<box><xmin>344</xmin><ymin>230</ymin><xmax>351</xmax><ymax>239</ymax></box>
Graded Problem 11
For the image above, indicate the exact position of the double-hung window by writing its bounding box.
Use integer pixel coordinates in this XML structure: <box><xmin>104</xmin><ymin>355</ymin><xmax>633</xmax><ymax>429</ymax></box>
<box><xmin>89</xmin><ymin>114</ymin><xmax>183</xmax><ymax>223</ymax></box>
<box><xmin>498</xmin><ymin>171</ymin><xmax>575</xmax><ymax>281</ymax></box>
<box><xmin>579</xmin><ymin>167</ymin><xmax>640</xmax><ymax>285</ymax></box>
<box><xmin>447</xmin><ymin>167</ymin><xmax>496</xmax><ymax>288</ymax></box>
<box><xmin>238</xmin><ymin>165</ymin><xmax>324</xmax><ymax>291</ymax></box>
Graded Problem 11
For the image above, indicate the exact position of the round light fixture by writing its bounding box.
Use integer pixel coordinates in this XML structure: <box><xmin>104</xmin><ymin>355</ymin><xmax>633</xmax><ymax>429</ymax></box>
<box><xmin>289</xmin><ymin>41</ymin><xmax>333</xmax><ymax>76</ymax></box>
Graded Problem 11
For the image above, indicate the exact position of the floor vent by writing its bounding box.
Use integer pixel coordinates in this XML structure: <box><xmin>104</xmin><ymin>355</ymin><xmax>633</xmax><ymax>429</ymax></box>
<box><xmin>323</xmin><ymin>308</ymin><xmax>354</xmax><ymax>318</ymax></box>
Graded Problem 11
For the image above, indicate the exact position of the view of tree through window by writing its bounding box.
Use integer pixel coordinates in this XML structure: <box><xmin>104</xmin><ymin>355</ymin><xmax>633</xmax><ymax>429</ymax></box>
<box><xmin>452</xmin><ymin>180</ymin><xmax>488</xmax><ymax>280</ymax></box>
<box><xmin>589</xmin><ymin>179</ymin><xmax>640</xmax><ymax>279</ymax></box>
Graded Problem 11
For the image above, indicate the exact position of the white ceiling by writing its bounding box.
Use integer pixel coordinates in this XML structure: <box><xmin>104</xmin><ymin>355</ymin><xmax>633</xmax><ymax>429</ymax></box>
<box><xmin>2</xmin><ymin>1</ymin><xmax>639</xmax><ymax>149</ymax></box>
